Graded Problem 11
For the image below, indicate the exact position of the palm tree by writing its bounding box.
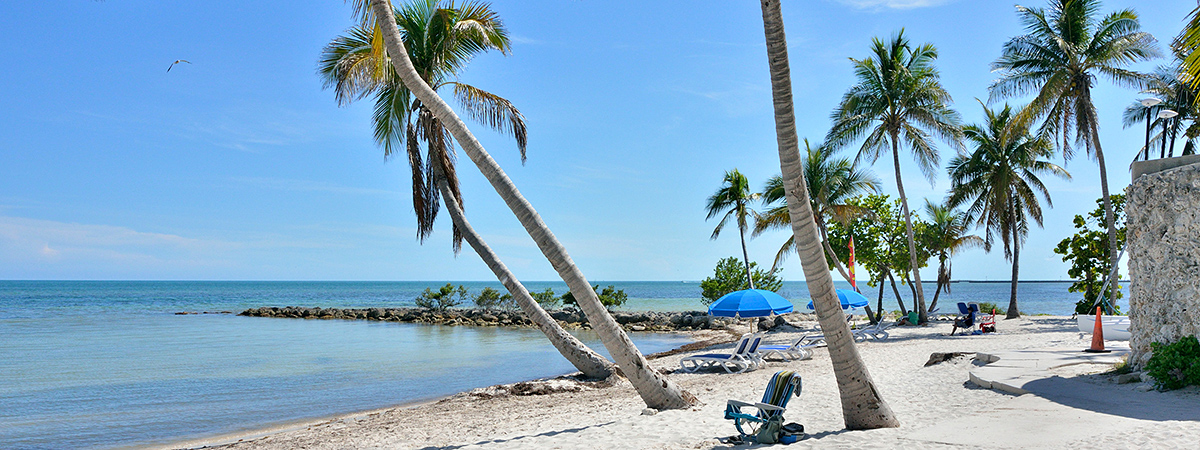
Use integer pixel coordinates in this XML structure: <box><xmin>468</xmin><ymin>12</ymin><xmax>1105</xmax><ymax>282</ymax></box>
<box><xmin>1178</xmin><ymin>4</ymin><xmax>1200</xmax><ymax>102</ymax></box>
<box><xmin>948</xmin><ymin>102</ymin><xmax>1070</xmax><ymax>319</ymax></box>
<box><xmin>826</xmin><ymin>30</ymin><xmax>964</xmax><ymax>325</ymax></box>
<box><xmin>922</xmin><ymin>199</ymin><xmax>982</xmax><ymax>315</ymax></box>
<box><xmin>758</xmin><ymin>0</ymin><xmax>899</xmax><ymax>430</ymax></box>
<box><xmin>356</xmin><ymin>0</ymin><xmax>694</xmax><ymax>409</ymax></box>
<box><xmin>1123</xmin><ymin>60</ymin><xmax>1199</xmax><ymax>159</ymax></box>
<box><xmin>990</xmin><ymin>0</ymin><xmax>1159</xmax><ymax>305</ymax></box>
<box><xmin>322</xmin><ymin>0</ymin><xmax>613</xmax><ymax>379</ymax></box>
<box><xmin>705</xmin><ymin>169</ymin><xmax>759</xmax><ymax>288</ymax></box>
<box><xmin>319</xmin><ymin>0</ymin><xmax>525</xmax><ymax>247</ymax></box>
<box><xmin>755</xmin><ymin>140</ymin><xmax>881</xmax><ymax>285</ymax></box>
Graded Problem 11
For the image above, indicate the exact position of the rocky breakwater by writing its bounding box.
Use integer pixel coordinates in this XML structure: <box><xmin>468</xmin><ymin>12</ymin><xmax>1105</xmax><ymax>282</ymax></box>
<box><xmin>238</xmin><ymin>306</ymin><xmax>734</xmax><ymax>332</ymax></box>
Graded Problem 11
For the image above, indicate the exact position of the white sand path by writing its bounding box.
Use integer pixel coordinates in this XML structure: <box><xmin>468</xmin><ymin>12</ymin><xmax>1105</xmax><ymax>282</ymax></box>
<box><xmin>177</xmin><ymin>316</ymin><xmax>1200</xmax><ymax>450</ymax></box>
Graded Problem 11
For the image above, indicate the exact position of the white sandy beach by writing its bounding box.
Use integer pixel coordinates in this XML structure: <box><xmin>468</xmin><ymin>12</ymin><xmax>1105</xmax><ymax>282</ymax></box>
<box><xmin>176</xmin><ymin>316</ymin><xmax>1200</xmax><ymax>449</ymax></box>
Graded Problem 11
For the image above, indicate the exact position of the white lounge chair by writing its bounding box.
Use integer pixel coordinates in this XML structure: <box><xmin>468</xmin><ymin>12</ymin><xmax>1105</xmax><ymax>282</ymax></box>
<box><xmin>757</xmin><ymin>337</ymin><xmax>817</xmax><ymax>362</ymax></box>
<box><xmin>680</xmin><ymin>333</ymin><xmax>764</xmax><ymax>373</ymax></box>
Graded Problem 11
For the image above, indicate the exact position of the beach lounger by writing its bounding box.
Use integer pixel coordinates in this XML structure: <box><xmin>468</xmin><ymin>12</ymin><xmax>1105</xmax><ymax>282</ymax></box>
<box><xmin>724</xmin><ymin>371</ymin><xmax>803</xmax><ymax>440</ymax></box>
<box><xmin>680</xmin><ymin>333</ymin><xmax>763</xmax><ymax>373</ymax></box>
<box><xmin>757</xmin><ymin>337</ymin><xmax>817</xmax><ymax>362</ymax></box>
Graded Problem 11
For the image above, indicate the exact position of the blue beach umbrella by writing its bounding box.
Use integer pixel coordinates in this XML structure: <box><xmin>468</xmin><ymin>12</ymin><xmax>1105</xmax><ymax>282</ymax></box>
<box><xmin>708</xmin><ymin>289</ymin><xmax>795</xmax><ymax>318</ymax></box>
<box><xmin>805</xmin><ymin>289</ymin><xmax>870</xmax><ymax>311</ymax></box>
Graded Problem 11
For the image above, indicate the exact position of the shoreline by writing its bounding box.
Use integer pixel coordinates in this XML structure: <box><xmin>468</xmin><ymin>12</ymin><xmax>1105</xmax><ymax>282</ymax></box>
<box><xmin>168</xmin><ymin>316</ymin><xmax>1200</xmax><ymax>449</ymax></box>
<box><xmin>160</xmin><ymin>328</ymin><xmax>735</xmax><ymax>450</ymax></box>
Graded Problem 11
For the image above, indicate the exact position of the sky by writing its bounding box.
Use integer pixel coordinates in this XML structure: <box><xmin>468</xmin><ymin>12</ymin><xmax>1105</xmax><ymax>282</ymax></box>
<box><xmin>0</xmin><ymin>0</ymin><xmax>1193</xmax><ymax>282</ymax></box>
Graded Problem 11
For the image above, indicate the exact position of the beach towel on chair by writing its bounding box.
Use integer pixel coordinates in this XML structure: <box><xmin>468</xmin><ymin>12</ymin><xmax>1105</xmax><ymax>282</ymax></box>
<box><xmin>724</xmin><ymin>371</ymin><xmax>802</xmax><ymax>443</ymax></box>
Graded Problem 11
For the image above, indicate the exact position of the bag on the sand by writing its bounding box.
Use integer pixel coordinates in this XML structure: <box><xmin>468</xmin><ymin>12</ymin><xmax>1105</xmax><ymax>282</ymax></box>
<box><xmin>755</xmin><ymin>414</ymin><xmax>784</xmax><ymax>444</ymax></box>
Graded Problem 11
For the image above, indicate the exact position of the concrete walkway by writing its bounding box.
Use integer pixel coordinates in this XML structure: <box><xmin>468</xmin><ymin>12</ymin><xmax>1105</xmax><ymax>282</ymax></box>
<box><xmin>969</xmin><ymin>343</ymin><xmax>1128</xmax><ymax>395</ymax></box>
<box><xmin>901</xmin><ymin>343</ymin><xmax>1200</xmax><ymax>448</ymax></box>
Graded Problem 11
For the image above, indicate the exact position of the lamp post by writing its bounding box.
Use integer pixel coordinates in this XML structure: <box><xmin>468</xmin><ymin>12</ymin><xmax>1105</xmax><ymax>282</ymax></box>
<box><xmin>1141</xmin><ymin>97</ymin><xmax>1161</xmax><ymax>161</ymax></box>
<box><xmin>1158</xmin><ymin>109</ymin><xmax>1179</xmax><ymax>159</ymax></box>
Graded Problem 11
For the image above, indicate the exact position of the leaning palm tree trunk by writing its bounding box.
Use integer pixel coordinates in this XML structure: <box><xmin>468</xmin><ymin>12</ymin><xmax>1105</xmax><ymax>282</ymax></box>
<box><xmin>367</xmin><ymin>0</ymin><xmax>694</xmax><ymax>409</ymax></box>
<box><xmin>434</xmin><ymin>172</ymin><xmax>614</xmax><ymax>379</ymax></box>
<box><xmin>759</xmin><ymin>0</ymin><xmax>899</xmax><ymax>429</ymax></box>
<box><xmin>890</xmin><ymin>135</ymin><xmax>928</xmax><ymax>324</ymax></box>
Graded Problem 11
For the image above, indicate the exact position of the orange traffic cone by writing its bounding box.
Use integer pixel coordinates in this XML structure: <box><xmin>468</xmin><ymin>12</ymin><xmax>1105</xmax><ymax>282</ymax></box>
<box><xmin>1084</xmin><ymin>306</ymin><xmax>1111</xmax><ymax>353</ymax></box>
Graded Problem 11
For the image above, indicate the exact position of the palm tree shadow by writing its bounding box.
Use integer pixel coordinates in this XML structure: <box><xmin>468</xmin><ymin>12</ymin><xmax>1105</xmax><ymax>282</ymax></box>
<box><xmin>416</xmin><ymin>421</ymin><xmax>617</xmax><ymax>450</ymax></box>
<box><xmin>1022</xmin><ymin>377</ymin><xmax>1200</xmax><ymax>422</ymax></box>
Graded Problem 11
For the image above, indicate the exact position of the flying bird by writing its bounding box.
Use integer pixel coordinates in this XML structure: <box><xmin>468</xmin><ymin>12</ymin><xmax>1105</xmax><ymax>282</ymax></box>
<box><xmin>167</xmin><ymin>60</ymin><xmax>191</xmax><ymax>72</ymax></box>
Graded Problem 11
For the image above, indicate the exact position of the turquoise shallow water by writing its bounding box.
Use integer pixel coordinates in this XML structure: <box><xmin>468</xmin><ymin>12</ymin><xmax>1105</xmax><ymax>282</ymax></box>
<box><xmin>0</xmin><ymin>280</ymin><xmax>1124</xmax><ymax>449</ymax></box>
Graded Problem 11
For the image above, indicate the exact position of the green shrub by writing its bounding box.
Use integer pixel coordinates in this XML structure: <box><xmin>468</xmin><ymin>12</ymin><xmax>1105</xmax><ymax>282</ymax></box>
<box><xmin>530</xmin><ymin>288</ymin><xmax>559</xmax><ymax>308</ymax></box>
<box><xmin>561</xmin><ymin>285</ymin><xmax>628</xmax><ymax>309</ymax></box>
<box><xmin>414</xmin><ymin>283</ymin><xmax>468</xmax><ymax>311</ymax></box>
<box><xmin>474</xmin><ymin>287</ymin><xmax>515</xmax><ymax>309</ymax></box>
<box><xmin>699</xmin><ymin>257</ymin><xmax>784</xmax><ymax>305</ymax></box>
<box><xmin>1146</xmin><ymin>335</ymin><xmax>1200</xmax><ymax>390</ymax></box>
<box><xmin>976</xmin><ymin>302</ymin><xmax>1006</xmax><ymax>315</ymax></box>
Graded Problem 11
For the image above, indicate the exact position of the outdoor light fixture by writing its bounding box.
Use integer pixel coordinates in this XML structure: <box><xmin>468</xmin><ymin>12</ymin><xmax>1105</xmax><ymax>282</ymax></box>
<box><xmin>1158</xmin><ymin>109</ymin><xmax>1179</xmax><ymax>159</ymax></box>
<box><xmin>1141</xmin><ymin>98</ymin><xmax>1163</xmax><ymax>161</ymax></box>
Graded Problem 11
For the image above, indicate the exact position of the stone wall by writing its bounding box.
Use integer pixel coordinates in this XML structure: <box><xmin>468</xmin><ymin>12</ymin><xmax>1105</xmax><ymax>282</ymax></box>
<box><xmin>1127</xmin><ymin>161</ymin><xmax>1200</xmax><ymax>365</ymax></box>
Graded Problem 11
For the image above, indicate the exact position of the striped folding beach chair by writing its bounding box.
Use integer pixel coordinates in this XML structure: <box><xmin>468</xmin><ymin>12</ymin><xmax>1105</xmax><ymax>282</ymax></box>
<box><xmin>724</xmin><ymin>370</ymin><xmax>803</xmax><ymax>438</ymax></box>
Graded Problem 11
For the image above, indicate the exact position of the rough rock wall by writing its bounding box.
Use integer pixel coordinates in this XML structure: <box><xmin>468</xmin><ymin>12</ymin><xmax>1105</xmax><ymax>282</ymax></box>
<box><xmin>1127</xmin><ymin>162</ymin><xmax>1200</xmax><ymax>365</ymax></box>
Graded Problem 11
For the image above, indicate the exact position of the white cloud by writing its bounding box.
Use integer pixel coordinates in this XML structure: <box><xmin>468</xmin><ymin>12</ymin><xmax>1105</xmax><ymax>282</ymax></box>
<box><xmin>835</xmin><ymin>0</ymin><xmax>954</xmax><ymax>10</ymax></box>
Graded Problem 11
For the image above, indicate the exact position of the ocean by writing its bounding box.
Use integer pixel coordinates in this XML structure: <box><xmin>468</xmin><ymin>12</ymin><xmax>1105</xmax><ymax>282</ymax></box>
<box><xmin>0</xmin><ymin>280</ymin><xmax>1124</xmax><ymax>449</ymax></box>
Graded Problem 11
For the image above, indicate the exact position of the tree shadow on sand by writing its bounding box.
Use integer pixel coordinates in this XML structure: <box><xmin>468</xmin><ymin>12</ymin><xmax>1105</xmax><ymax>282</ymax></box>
<box><xmin>417</xmin><ymin>421</ymin><xmax>617</xmax><ymax>450</ymax></box>
<box><xmin>1021</xmin><ymin>376</ymin><xmax>1200</xmax><ymax>422</ymax></box>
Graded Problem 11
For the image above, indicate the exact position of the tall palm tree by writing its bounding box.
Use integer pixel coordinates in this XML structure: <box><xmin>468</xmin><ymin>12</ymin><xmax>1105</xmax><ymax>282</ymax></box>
<box><xmin>948</xmin><ymin>102</ymin><xmax>1070</xmax><ymax>319</ymax></box>
<box><xmin>990</xmin><ymin>0</ymin><xmax>1159</xmax><ymax>305</ymax></box>
<box><xmin>319</xmin><ymin>0</ymin><xmax>525</xmax><ymax>248</ymax></box>
<box><xmin>356</xmin><ymin>0</ymin><xmax>694</xmax><ymax>409</ymax></box>
<box><xmin>755</xmin><ymin>140</ymin><xmax>881</xmax><ymax>284</ymax></box>
<box><xmin>322</xmin><ymin>0</ymin><xmax>612</xmax><ymax>379</ymax></box>
<box><xmin>826</xmin><ymin>30</ymin><xmax>964</xmax><ymax>325</ymax></box>
<box><xmin>922</xmin><ymin>199</ymin><xmax>982</xmax><ymax>315</ymax></box>
<box><xmin>1122</xmin><ymin>60</ymin><xmax>1199</xmax><ymax>159</ymax></box>
<box><xmin>705</xmin><ymin>169</ymin><xmax>759</xmax><ymax>288</ymax></box>
<box><xmin>758</xmin><ymin>0</ymin><xmax>899</xmax><ymax>430</ymax></box>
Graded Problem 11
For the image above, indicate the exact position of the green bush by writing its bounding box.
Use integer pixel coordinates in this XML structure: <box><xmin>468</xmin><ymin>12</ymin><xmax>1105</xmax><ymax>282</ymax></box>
<box><xmin>976</xmin><ymin>302</ymin><xmax>1006</xmax><ymax>315</ymax></box>
<box><xmin>1146</xmin><ymin>335</ymin><xmax>1200</xmax><ymax>390</ymax></box>
<box><xmin>561</xmin><ymin>285</ymin><xmax>628</xmax><ymax>309</ymax></box>
<box><xmin>474</xmin><ymin>287</ymin><xmax>515</xmax><ymax>309</ymax></box>
<box><xmin>699</xmin><ymin>257</ymin><xmax>784</xmax><ymax>305</ymax></box>
<box><xmin>414</xmin><ymin>283</ymin><xmax>468</xmax><ymax>311</ymax></box>
<box><xmin>530</xmin><ymin>288</ymin><xmax>559</xmax><ymax>309</ymax></box>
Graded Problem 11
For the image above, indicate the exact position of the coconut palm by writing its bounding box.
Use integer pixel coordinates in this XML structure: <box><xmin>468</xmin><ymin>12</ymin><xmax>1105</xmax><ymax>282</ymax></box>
<box><xmin>758</xmin><ymin>0</ymin><xmax>899</xmax><ymax>429</ymax></box>
<box><xmin>322</xmin><ymin>0</ymin><xmax>613</xmax><ymax>379</ymax></box>
<box><xmin>319</xmin><ymin>0</ymin><xmax>526</xmax><ymax>247</ymax></box>
<box><xmin>355</xmin><ymin>0</ymin><xmax>694</xmax><ymax>409</ymax></box>
<box><xmin>1178</xmin><ymin>5</ymin><xmax>1200</xmax><ymax>102</ymax></box>
<box><xmin>990</xmin><ymin>0</ymin><xmax>1159</xmax><ymax>305</ymax></box>
<box><xmin>948</xmin><ymin>102</ymin><xmax>1070</xmax><ymax>319</ymax></box>
<box><xmin>754</xmin><ymin>140</ymin><xmax>881</xmax><ymax>284</ymax></box>
<box><xmin>826</xmin><ymin>30</ymin><xmax>964</xmax><ymax>325</ymax></box>
<box><xmin>705</xmin><ymin>169</ymin><xmax>759</xmax><ymax>289</ymax></box>
<box><xmin>922</xmin><ymin>199</ymin><xmax>982</xmax><ymax>315</ymax></box>
<box><xmin>1122</xmin><ymin>60</ymin><xmax>1199</xmax><ymax>159</ymax></box>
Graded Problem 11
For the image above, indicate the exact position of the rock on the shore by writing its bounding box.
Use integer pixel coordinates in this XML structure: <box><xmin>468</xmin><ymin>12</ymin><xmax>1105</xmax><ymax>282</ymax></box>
<box><xmin>238</xmin><ymin>306</ymin><xmax>733</xmax><ymax>332</ymax></box>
